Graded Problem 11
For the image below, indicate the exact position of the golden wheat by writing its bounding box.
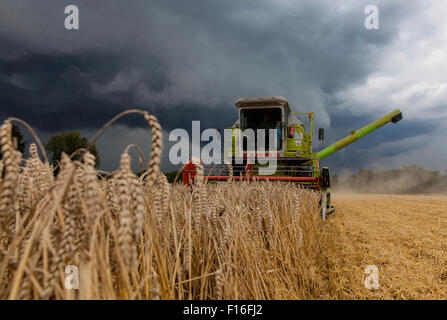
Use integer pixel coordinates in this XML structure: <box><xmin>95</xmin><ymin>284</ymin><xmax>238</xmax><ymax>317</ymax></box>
<box><xmin>0</xmin><ymin>110</ymin><xmax>333</xmax><ymax>300</ymax></box>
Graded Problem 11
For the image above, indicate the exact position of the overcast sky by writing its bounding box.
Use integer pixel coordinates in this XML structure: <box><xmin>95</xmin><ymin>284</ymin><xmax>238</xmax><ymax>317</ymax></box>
<box><xmin>0</xmin><ymin>0</ymin><xmax>446</xmax><ymax>175</ymax></box>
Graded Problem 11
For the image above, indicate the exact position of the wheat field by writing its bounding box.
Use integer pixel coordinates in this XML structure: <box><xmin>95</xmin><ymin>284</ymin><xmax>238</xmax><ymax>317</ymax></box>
<box><xmin>0</xmin><ymin>111</ymin><xmax>331</xmax><ymax>300</ymax></box>
<box><xmin>1</xmin><ymin>110</ymin><xmax>445</xmax><ymax>300</ymax></box>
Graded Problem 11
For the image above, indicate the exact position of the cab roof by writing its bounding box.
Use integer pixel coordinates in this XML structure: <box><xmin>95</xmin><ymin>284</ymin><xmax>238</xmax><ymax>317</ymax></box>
<box><xmin>234</xmin><ymin>96</ymin><xmax>291</xmax><ymax>113</ymax></box>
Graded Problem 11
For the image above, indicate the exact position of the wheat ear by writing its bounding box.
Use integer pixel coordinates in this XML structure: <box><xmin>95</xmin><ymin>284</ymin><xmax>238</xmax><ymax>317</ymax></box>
<box><xmin>0</xmin><ymin>122</ymin><xmax>21</xmax><ymax>234</ymax></box>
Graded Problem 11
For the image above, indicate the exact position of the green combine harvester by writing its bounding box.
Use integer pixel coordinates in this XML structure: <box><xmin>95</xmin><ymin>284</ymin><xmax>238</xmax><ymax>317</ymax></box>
<box><xmin>183</xmin><ymin>96</ymin><xmax>403</xmax><ymax>219</ymax></box>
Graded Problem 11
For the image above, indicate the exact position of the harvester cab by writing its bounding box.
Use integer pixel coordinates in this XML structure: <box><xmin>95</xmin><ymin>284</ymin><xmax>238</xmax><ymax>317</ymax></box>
<box><xmin>232</xmin><ymin>97</ymin><xmax>314</xmax><ymax>158</ymax></box>
<box><xmin>183</xmin><ymin>96</ymin><xmax>403</xmax><ymax>220</ymax></box>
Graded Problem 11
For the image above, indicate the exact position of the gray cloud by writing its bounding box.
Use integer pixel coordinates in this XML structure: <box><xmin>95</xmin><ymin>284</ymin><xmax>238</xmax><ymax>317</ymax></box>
<box><xmin>0</xmin><ymin>0</ymin><xmax>445</xmax><ymax>173</ymax></box>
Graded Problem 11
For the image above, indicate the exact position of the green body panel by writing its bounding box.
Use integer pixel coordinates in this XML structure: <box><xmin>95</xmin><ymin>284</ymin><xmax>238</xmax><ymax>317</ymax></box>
<box><xmin>316</xmin><ymin>109</ymin><xmax>402</xmax><ymax>160</ymax></box>
<box><xmin>285</xmin><ymin>124</ymin><xmax>313</xmax><ymax>158</ymax></box>
<box><xmin>284</xmin><ymin>112</ymin><xmax>314</xmax><ymax>158</ymax></box>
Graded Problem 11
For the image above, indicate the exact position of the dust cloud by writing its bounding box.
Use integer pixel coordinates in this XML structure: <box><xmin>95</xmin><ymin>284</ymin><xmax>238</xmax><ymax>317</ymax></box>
<box><xmin>334</xmin><ymin>165</ymin><xmax>447</xmax><ymax>194</ymax></box>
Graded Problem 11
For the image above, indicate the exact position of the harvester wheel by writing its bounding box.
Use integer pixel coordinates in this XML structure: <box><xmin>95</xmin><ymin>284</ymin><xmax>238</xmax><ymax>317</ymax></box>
<box><xmin>320</xmin><ymin>192</ymin><xmax>327</xmax><ymax>221</ymax></box>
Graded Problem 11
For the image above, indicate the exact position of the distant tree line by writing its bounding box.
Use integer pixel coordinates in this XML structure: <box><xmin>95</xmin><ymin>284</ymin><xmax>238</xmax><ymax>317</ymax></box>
<box><xmin>165</xmin><ymin>171</ymin><xmax>179</xmax><ymax>183</ymax></box>
<box><xmin>333</xmin><ymin>165</ymin><xmax>447</xmax><ymax>194</ymax></box>
<box><xmin>1</xmin><ymin>125</ymin><xmax>179</xmax><ymax>181</ymax></box>
<box><xmin>0</xmin><ymin>126</ymin><xmax>99</xmax><ymax>174</ymax></box>
<box><xmin>46</xmin><ymin>131</ymin><xmax>100</xmax><ymax>169</ymax></box>
<box><xmin>5</xmin><ymin>125</ymin><xmax>443</xmax><ymax>194</ymax></box>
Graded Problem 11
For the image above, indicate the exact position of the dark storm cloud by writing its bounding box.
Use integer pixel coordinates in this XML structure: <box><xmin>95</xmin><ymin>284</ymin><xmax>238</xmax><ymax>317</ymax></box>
<box><xmin>0</xmin><ymin>0</ymin><xmax>443</xmax><ymax>171</ymax></box>
<box><xmin>0</xmin><ymin>0</ymin><xmax>406</xmax><ymax>117</ymax></box>
<box><xmin>324</xmin><ymin>108</ymin><xmax>437</xmax><ymax>146</ymax></box>
<box><xmin>0</xmin><ymin>52</ymin><xmax>163</xmax><ymax>130</ymax></box>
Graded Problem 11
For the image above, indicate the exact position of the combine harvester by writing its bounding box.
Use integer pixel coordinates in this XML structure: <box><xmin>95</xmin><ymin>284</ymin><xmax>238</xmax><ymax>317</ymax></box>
<box><xmin>183</xmin><ymin>96</ymin><xmax>403</xmax><ymax>219</ymax></box>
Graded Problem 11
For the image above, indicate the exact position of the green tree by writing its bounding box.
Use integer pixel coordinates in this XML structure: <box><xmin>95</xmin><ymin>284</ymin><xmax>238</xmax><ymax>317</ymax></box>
<box><xmin>0</xmin><ymin>124</ymin><xmax>26</xmax><ymax>160</ymax></box>
<box><xmin>165</xmin><ymin>170</ymin><xmax>179</xmax><ymax>184</ymax></box>
<box><xmin>46</xmin><ymin>131</ymin><xmax>100</xmax><ymax>168</ymax></box>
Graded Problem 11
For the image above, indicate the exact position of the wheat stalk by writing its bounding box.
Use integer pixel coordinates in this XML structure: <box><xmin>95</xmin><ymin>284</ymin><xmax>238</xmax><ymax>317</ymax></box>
<box><xmin>0</xmin><ymin>111</ymin><xmax>344</xmax><ymax>300</ymax></box>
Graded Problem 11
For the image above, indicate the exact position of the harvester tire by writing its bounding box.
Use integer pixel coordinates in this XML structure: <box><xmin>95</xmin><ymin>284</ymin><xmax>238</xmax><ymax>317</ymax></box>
<box><xmin>320</xmin><ymin>192</ymin><xmax>327</xmax><ymax>221</ymax></box>
<box><xmin>326</xmin><ymin>192</ymin><xmax>335</xmax><ymax>215</ymax></box>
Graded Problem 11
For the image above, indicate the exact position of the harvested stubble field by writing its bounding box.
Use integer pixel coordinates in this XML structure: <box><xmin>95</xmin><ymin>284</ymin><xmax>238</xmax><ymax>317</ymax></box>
<box><xmin>0</xmin><ymin>111</ymin><xmax>445</xmax><ymax>300</ymax></box>
<box><xmin>324</xmin><ymin>193</ymin><xmax>447</xmax><ymax>299</ymax></box>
